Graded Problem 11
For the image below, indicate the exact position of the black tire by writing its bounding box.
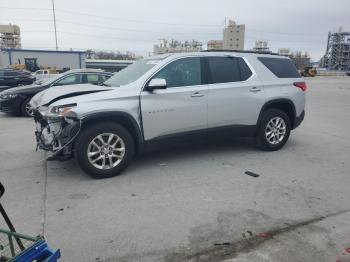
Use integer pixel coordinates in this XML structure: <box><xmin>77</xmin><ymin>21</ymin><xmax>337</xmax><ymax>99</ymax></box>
<box><xmin>255</xmin><ymin>108</ymin><xmax>291</xmax><ymax>151</ymax></box>
<box><xmin>75</xmin><ymin>122</ymin><xmax>134</xmax><ymax>179</ymax></box>
<box><xmin>20</xmin><ymin>97</ymin><xmax>34</xmax><ymax>117</ymax></box>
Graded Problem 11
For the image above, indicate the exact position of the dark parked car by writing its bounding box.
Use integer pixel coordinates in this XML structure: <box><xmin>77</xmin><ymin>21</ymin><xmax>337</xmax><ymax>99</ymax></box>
<box><xmin>0</xmin><ymin>69</ymin><xmax>113</xmax><ymax>117</ymax></box>
<box><xmin>0</xmin><ymin>69</ymin><xmax>35</xmax><ymax>91</ymax></box>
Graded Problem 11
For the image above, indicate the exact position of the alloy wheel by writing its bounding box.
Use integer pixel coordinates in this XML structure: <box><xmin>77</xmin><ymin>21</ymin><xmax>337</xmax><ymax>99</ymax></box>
<box><xmin>265</xmin><ymin>117</ymin><xmax>286</xmax><ymax>145</ymax></box>
<box><xmin>87</xmin><ymin>133</ymin><xmax>125</xmax><ymax>170</ymax></box>
<box><xmin>25</xmin><ymin>103</ymin><xmax>34</xmax><ymax>117</ymax></box>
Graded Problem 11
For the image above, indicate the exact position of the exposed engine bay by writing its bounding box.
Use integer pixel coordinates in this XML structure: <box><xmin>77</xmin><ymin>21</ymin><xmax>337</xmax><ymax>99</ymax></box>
<box><xmin>30</xmin><ymin>84</ymin><xmax>112</xmax><ymax>160</ymax></box>
<box><xmin>34</xmin><ymin>108</ymin><xmax>80</xmax><ymax>160</ymax></box>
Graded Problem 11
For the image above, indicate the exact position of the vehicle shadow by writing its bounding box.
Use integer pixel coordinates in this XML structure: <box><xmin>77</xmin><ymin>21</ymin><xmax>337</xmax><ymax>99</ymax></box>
<box><xmin>133</xmin><ymin>138</ymin><xmax>256</xmax><ymax>167</ymax></box>
<box><xmin>46</xmin><ymin>134</ymin><xmax>300</xmax><ymax>182</ymax></box>
<box><xmin>46</xmin><ymin>137</ymin><xmax>259</xmax><ymax>180</ymax></box>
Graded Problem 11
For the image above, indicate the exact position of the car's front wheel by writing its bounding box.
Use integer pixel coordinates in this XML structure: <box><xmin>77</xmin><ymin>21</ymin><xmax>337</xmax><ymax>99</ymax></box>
<box><xmin>21</xmin><ymin>97</ymin><xmax>34</xmax><ymax>117</ymax></box>
<box><xmin>255</xmin><ymin>108</ymin><xmax>291</xmax><ymax>151</ymax></box>
<box><xmin>75</xmin><ymin>122</ymin><xmax>134</xmax><ymax>179</ymax></box>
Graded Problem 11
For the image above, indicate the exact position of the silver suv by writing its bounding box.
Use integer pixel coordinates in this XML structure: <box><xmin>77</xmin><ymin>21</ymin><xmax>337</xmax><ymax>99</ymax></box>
<box><xmin>30</xmin><ymin>51</ymin><xmax>306</xmax><ymax>178</ymax></box>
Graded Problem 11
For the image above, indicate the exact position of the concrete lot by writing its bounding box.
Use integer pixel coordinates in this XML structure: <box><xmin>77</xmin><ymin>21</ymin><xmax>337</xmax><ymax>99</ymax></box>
<box><xmin>1</xmin><ymin>77</ymin><xmax>350</xmax><ymax>261</ymax></box>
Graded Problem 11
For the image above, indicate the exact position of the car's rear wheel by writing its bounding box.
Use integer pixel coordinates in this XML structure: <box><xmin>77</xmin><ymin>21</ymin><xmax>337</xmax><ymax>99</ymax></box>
<box><xmin>75</xmin><ymin>123</ymin><xmax>134</xmax><ymax>179</ymax></box>
<box><xmin>21</xmin><ymin>97</ymin><xmax>34</xmax><ymax>117</ymax></box>
<box><xmin>255</xmin><ymin>108</ymin><xmax>291</xmax><ymax>151</ymax></box>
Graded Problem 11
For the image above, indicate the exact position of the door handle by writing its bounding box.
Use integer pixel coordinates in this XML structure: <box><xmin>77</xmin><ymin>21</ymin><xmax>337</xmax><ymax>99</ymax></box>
<box><xmin>249</xmin><ymin>87</ymin><xmax>261</xmax><ymax>92</ymax></box>
<box><xmin>191</xmin><ymin>92</ymin><xmax>204</xmax><ymax>98</ymax></box>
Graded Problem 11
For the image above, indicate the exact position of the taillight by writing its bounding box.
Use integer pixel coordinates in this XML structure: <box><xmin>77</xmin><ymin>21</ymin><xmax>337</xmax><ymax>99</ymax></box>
<box><xmin>293</xmin><ymin>82</ymin><xmax>307</xmax><ymax>91</ymax></box>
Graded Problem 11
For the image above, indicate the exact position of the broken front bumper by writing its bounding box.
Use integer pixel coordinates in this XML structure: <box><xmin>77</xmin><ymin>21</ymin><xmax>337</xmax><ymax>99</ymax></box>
<box><xmin>33</xmin><ymin>109</ymin><xmax>80</xmax><ymax>160</ymax></box>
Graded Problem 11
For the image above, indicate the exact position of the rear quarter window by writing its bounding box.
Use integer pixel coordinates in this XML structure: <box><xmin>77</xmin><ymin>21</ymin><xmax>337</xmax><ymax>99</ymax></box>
<box><xmin>258</xmin><ymin>57</ymin><xmax>300</xmax><ymax>78</ymax></box>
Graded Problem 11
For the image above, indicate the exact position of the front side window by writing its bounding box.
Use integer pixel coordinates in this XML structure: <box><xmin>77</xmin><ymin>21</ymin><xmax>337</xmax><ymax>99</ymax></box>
<box><xmin>54</xmin><ymin>74</ymin><xmax>81</xmax><ymax>86</ymax></box>
<box><xmin>207</xmin><ymin>57</ymin><xmax>241</xmax><ymax>84</ymax></box>
<box><xmin>152</xmin><ymin>57</ymin><xmax>201</xmax><ymax>88</ymax></box>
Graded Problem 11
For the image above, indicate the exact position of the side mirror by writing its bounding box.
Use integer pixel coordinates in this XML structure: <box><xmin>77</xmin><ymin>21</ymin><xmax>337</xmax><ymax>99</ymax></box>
<box><xmin>146</xmin><ymin>78</ymin><xmax>167</xmax><ymax>92</ymax></box>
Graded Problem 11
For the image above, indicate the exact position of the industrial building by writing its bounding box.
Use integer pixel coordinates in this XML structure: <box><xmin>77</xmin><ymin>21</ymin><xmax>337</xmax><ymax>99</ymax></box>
<box><xmin>0</xmin><ymin>48</ymin><xmax>86</xmax><ymax>72</ymax></box>
<box><xmin>278</xmin><ymin>48</ymin><xmax>291</xmax><ymax>56</ymax></box>
<box><xmin>207</xmin><ymin>40</ymin><xmax>223</xmax><ymax>50</ymax></box>
<box><xmin>251</xmin><ymin>40</ymin><xmax>271</xmax><ymax>53</ymax></box>
<box><xmin>323</xmin><ymin>29</ymin><xmax>350</xmax><ymax>71</ymax></box>
<box><xmin>153</xmin><ymin>39</ymin><xmax>202</xmax><ymax>55</ymax></box>
<box><xmin>207</xmin><ymin>19</ymin><xmax>245</xmax><ymax>51</ymax></box>
<box><xmin>223</xmin><ymin>20</ymin><xmax>245</xmax><ymax>50</ymax></box>
<box><xmin>0</xmin><ymin>24</ymin><xmax>21</xmax><ymax>48</ymax></box>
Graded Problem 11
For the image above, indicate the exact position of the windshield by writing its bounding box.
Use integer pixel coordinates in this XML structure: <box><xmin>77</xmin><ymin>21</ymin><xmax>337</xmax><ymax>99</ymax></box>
<box><xmin>34</xmin><ymin>75</ymin><xmax>61</xmax><ymax>85</ymax></box>
<box><xmin>104</xmin><ymin>59</ymin><xmax>161</xmax><ymax>87</ymax></box>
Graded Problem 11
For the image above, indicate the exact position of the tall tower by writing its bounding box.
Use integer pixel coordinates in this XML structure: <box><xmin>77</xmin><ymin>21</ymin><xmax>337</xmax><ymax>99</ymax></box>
<box><xmin>223</xmin><ymin>20</ymin><xmax>245</xmax><ymax>50</ymax></box>
<box><xmin>323</xmin><ymin>28</ymin><xmax>350</xmax><ymax>71</ymax></box>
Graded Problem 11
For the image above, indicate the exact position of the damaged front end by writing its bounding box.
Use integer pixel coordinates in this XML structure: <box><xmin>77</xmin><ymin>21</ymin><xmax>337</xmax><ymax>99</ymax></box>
<box><xmin>34</xmin><ymin>104</ymin><xmax>80</xmax><ymax>161</ymax></box>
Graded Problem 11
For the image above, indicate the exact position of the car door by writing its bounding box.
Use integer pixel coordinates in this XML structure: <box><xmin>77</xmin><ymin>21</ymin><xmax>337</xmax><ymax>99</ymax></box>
<box><xmin>141</xmin><ymin>57</ymin><xmax>208</xmax><ymax>140</ymax></box>
<box><xmin>206</xmin><ymin>56</ymin><xmax>265</xmax><ymax>128</ymax></box>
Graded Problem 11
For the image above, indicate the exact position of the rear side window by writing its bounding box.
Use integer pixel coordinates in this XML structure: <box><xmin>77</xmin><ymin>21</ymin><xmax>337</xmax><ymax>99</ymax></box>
<box><xmin>206</xmin><ymin>57</ymin><xmax>252</xmax><ymax>84</ymax></box>
<box><xmin>258</xmin><ymin>57</ymin><xmax>300</xmax><ymax>78</ymax></box>
<box><xmin>86</xmin><ymin>74</ymin><xmax>100</xmax><ymax>84</ymax></box>
<box><xmin>207</xmin><ymin>57</ymin><xmax>241</xmax><ymax>84</ymax></box>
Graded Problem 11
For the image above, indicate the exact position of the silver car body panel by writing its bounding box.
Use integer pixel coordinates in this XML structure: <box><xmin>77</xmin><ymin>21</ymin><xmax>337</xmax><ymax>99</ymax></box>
<box><xmin>32</xmin><ymin>52</ymin><xmax>305</xmax><ymax>155</ymax></box>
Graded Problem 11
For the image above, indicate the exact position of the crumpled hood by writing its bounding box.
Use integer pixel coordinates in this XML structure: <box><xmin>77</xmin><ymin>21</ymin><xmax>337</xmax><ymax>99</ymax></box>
<box><xmin>30</xmin><ymin>84</ymin><xmax>112</xmax><ymax>108</ymax></box>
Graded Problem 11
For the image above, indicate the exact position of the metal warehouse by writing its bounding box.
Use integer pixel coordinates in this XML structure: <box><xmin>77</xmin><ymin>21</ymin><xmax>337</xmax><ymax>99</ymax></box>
<box><xmin>0</xmin><ymin>48</ymin><xmax>86</xmax><ymax>71</ymax></box>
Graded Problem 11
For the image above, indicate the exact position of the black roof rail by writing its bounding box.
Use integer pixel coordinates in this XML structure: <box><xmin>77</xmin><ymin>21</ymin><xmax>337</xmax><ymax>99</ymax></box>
<box><xmin>201</xmin><ymin>49</ymin><xmax>281</xmax><ymax>56</ymax></box>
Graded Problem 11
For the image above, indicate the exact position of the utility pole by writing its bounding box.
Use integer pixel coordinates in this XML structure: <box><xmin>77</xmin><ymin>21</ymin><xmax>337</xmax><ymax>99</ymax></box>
<box><xmin>52</xmin><ymin>0</ymin><xmax>58</xmax><ymax>50</ymax></box>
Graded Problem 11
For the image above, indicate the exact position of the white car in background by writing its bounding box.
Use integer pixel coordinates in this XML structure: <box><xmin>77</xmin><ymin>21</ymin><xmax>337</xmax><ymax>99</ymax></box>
<box><xmin>33</xmin><ymin>70</ymin><xmax>59</xmax><ymax>80</ymax></box>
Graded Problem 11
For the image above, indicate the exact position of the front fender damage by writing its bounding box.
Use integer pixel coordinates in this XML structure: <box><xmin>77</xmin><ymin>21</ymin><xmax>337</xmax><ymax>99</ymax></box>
<box><xmin>34</xmin><ymin>110</ymin><xmax>81</xmax><ymax>161</ymax></box>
